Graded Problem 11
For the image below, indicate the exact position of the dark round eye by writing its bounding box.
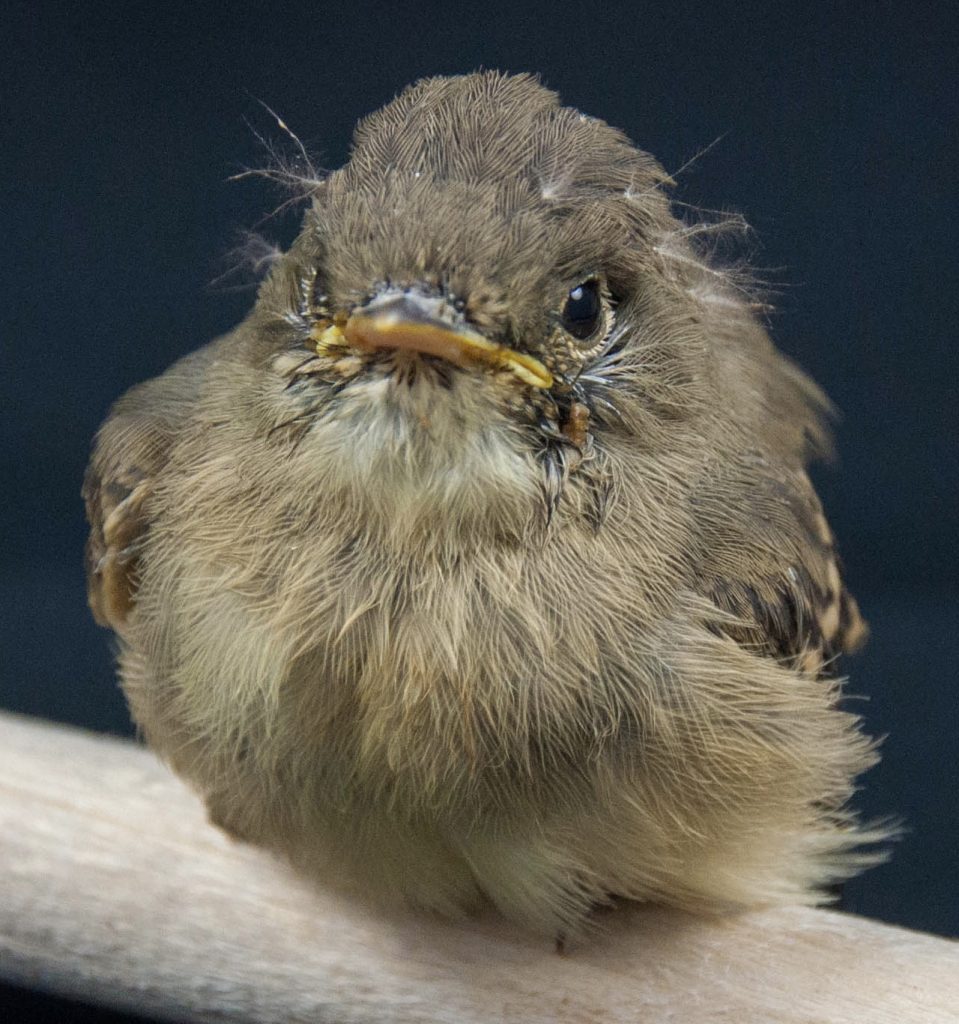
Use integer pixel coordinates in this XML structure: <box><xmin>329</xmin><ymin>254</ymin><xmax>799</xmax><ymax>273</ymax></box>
<box><xmin>560</xmin><ymin>279</ymin><xmax>602</xmax><ymax>341</ymax></box>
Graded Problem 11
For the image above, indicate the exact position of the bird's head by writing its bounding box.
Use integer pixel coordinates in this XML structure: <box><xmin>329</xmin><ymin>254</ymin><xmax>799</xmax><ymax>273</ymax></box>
<box><xmin>247</xmin><ymin>73</ymin><xmax>823</xmax><ymax>545</ymax></box>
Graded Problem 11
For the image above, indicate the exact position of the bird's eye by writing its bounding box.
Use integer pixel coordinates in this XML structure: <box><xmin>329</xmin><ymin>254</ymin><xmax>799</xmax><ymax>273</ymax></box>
<box><xmin>560</xmin><ymin>279</ymin><xmax>602</xmax><ymax>341</ymax></box>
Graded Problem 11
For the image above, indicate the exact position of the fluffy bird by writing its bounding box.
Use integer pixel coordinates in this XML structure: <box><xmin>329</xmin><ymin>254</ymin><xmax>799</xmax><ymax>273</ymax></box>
<box><xmin>84</xmin><ymin>72</ymin><xmax>882</xmax><ymax>936</ymax></box>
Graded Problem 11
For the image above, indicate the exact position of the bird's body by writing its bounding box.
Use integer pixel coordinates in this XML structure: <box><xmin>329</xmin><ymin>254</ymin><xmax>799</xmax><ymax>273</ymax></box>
<box><xmin>85</xmin><ymin>72</ymin><xmax>881</xmax><ymax>935</ymax></box>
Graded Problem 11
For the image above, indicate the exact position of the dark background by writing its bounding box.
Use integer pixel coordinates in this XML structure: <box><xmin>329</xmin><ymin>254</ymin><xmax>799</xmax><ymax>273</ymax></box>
<box><xmin>2</xmin><ymin>0</ymin><xmax>956</xmax><ymax>1018</ymax></box>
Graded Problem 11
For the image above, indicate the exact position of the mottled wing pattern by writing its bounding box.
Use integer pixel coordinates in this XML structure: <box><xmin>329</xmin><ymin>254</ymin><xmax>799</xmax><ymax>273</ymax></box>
<box><xmin>710</xmin><ymin>563</ymin><xmax>867</xmax><ymax>678</ymax></box>
<box><xmin>82</xmin><ymin>345</ymin><xmax>216</xmax><ymax>633</ymax></box>
<box><xmin>705</xmin><ymin>474</ymin><xmax>867</xmax><ymax>678</ymax></box>
<box><xmin>83</xmin><ymin>454</ymin><xmax>152</xmax><ymax>631</ymax></box>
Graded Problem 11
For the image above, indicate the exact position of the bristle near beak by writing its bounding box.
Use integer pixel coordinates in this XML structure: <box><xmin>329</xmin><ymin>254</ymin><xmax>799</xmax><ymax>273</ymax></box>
<box><xmin>311</xmin><ymin>291</ymin><xmax>553</xmax><ymax>389</ymax></box>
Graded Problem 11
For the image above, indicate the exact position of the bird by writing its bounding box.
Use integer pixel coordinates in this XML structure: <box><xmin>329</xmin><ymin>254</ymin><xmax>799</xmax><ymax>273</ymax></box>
<box><xmin>84</xmin><ymin>71</ymin><xmax>885</xmax><ymax>938</ymax></box>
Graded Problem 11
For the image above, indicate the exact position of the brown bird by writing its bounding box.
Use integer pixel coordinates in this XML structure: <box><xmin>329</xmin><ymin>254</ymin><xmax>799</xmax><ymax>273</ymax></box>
<box><xmin>84</xmin><ymin>71</ymin><xmax>884</xmax><ymax>937</ymax></box>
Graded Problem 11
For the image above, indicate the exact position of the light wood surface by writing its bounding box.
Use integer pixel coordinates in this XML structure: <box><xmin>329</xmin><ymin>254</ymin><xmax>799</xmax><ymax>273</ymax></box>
<box><xmin>0</xmin><ymin>711</ymin><xmax>956</xmax><ymax>1023</ymax></box>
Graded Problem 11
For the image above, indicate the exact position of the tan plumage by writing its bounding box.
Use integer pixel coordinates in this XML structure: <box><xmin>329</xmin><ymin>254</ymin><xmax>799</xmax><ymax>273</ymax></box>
<box><xmin>84</xmin><ymin>72</ymin><xmax>884</xmax><ymax>937</ymax></box>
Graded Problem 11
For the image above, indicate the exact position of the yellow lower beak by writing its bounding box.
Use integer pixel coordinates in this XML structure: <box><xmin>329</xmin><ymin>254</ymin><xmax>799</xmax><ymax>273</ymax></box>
<box><xmin>310</xmin><ymin>293</ymin><xmax>552</xmax><ymax>389</ymax></box>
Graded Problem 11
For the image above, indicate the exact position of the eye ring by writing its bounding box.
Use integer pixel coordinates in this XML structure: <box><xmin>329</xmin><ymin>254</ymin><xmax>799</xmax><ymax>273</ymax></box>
<box><xmin>560</xmin><ymin>278</ymin><xmax>603</xmax><ymax>342</ymax></box>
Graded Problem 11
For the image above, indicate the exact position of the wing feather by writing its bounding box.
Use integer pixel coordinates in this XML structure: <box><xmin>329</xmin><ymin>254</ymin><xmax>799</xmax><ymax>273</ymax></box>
<box><xmin>698</xmin><ymin>469</ymin><xmax>866</xmax><ymax>677</ymax></box>
<box><xmin>83</xmin><ymin>345</ymin><xmax>216</xmax><ymax>632</ymax></box>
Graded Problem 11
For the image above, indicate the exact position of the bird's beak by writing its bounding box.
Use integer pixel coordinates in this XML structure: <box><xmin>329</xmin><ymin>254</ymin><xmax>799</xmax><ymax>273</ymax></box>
<box><xmin>311</xmin><ymin>291</ymin><xmax>553</xmax><ymax>389</ymax></box>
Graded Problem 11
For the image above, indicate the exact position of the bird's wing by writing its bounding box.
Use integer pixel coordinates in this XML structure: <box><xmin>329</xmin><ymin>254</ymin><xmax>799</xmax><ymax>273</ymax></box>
<box><xmin>83</xmin><ymin>347</ymin><xmax>215</xmax><ymax>633</ymax></box>
<box><xmin>83</xmin><ymin>427</ymin><xmax>155</xmax><ymax>632</ymax></box>
<box><xmin>698</xmin><ymin>470</ymin><xmax>867</xmax><ymax>677</ymax></box>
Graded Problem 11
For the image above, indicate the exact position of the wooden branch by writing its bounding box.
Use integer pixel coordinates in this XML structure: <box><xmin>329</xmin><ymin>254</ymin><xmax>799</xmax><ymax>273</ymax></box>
<box><xmin>0</xmin><ymin>712</ymin><xmax>956</xmax><ymax>1024</ymax></box>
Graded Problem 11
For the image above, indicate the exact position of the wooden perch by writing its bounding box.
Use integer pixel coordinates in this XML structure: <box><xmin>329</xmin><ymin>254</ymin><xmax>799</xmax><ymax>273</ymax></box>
<box><xmin>0</xmin><ymin>712</ymin><xmax>956</xmax><ymax>1023</ymax></box>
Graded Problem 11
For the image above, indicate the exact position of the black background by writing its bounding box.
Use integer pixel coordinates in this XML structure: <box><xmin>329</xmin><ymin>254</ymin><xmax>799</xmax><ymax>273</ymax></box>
<box><xmin>2</xmin><ymin>0</ymin><xmax>956</xmax><ymax>1018</ymax></box>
